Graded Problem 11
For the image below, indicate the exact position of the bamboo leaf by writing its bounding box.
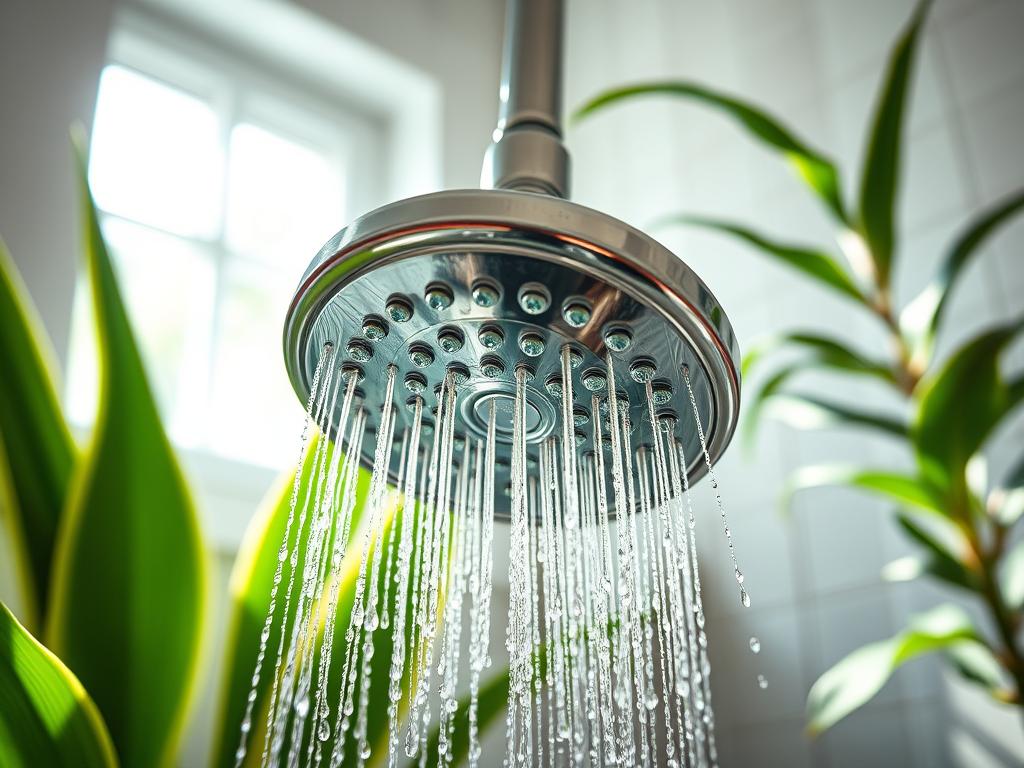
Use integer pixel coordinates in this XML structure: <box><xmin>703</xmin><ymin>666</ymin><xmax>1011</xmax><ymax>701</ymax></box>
<box><xmin>913</xmin><ymin>319</ymin><xmax>1024</xmax><ymax>500</ymax></box>
<box><xmin>764</xmin><ymin>393</ymin><xmax>907</xmax><ymax>438</ymax></box>
<box><xmin>572</xmin><ymin>81</ymin><xmax>849</xmax><ymax>223</ymax></box>
<box><xmin>0</xmin><ymin>240</ymin><xmax>76</xmax><ymax>627</ymax></box>
<box><xmin>901</xmin><ymin>190</ymin><xmax>1024</xmax><ymax>368</ymax></box>
<box><xmin>1001</xmin><ymin>540</ymin><xmax>1024</xmax><ymax>610</ymax></box>
<box><xmin>945</xmin><ymin>641</ymin><xmax>1012</xmax><ymax>701</ymax></box>
<box><xmin>742</xmin><ymin>332</ymin><xmax>896</xmax><ymax>383</ymax></box>
<box><xmin>658</xmin><ymin>216</ymin><xmax>867</xmax><ymax>306</ymax></box>
<box><xmin>0</xmin><ymin>601</ymin><xmax>118</xmax><ymax>768</ymax></box>
<box><xmin>894</xmin><ymin>513</ymin><xmax>977</xmax><ymax>592</ymax></box>
<box><xmin>781</xmin><ymin>464</ymin><xmax>947</xmax><ymax>520</ymax></box>
<box><xmin>807</xmin><ymin>603</ymin><xmax>982</xmax><ymax>734</ymax></box>
<box><xmin>856</xmin><ymin>0</ymin><xmax>931</xmax><ymax>288</ymax></box>
<box><xmin>45</xmin><ymin>137</ymin><xmax>205</xmax><ymax>768</ymax></box>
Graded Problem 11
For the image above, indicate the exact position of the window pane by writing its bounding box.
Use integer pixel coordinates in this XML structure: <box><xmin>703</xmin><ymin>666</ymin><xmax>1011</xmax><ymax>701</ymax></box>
<box><xmin>65</xmin><ymin>217</ymin><xmax>216</xmax><ymax>445</ymax></box>
<box><xmin>89</xmin><ymin>65</ymin><xmax>224</xmax><ymax>239</ymax></box>
<box><xmin>224</xmin><ymin>123</ymin><xmax>345</xmax><ymax>273</ymax></box>
<box><xmin>209</xmin><ymin>258</ymin><xmax>303</xmax><ymax>467</ymax></box>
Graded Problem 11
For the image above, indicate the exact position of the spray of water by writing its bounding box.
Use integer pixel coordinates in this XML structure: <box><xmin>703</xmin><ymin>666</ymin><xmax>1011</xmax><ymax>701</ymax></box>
<box><xmin>234</xmin><ymin>346</ymin><xmax>750</xmax><ymax>767</ymax></box>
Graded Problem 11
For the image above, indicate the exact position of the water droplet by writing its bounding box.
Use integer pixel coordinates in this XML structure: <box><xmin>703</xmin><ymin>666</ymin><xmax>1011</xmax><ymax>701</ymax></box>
<box><xmin>757</xmin><ymin>674</ymin><xmax>768</xmax><ymax>690</ymax></box>
<box><xmin>740</xmin><ymin>587</ymin><xmax>751</xmax><ymax>608</ymax></box>
<box><xmin>519</xmin><ymin>333</ymin><xmax>545</xmax><ymax>357</ymax></box>
<box><xmin>604</xmin><ymin>328</ymin><xmax>632</xmax><ymax>352</ymax></box>
<box><xmin>386</xmin><ymin>297</ymin><xmax>413</xmax><ymax>322</ymax></box>
<box><xmin>472</xmin><ymin>281</ymin><xmax>499</xmax><ymax>307</ymax></box>
<box><xmin>478</xmin><ymin>325</ymin><xmax>504</xmax><ymax>348</ymax></box>
<box><xmin>409</xmin><ymin>344</ymin><xmax>435</xmax><ymax>367</ymax></box>
<box><xmin>519</xmin><ymin>287</ymin><xmax>550</xmax><ymax>314</ymax></box>
<box><xmin>749</xmin><ymin>636</ymin><xmax>760</xmax><ymax>654</ymax></box>
<box><xmin>437</xmin><ymin>328</ymin><xmax>464</xmax><ymax>353</ymax></box>
<box><xmin>347</xmin><ymin>339</ymin><xmax>373</xmax><ymax>362</ymax></box>
<box><xmin>562</xmin><ymin>300</ymin><xmax>591</xmax><ymax>327</ymax></box>
<box><xmin>425</xmin><ymin>282</ymin><xmax>453</xmax><ymax>310</ymax></box>
<box><xmin>361</xmin><ymin>316</ymin><xmax>388</xmax><ymax>341</ymax></box>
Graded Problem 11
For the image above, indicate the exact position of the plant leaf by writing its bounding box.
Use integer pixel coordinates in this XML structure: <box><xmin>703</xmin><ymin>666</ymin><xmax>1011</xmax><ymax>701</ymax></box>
<box><xmin>0</xmin><ymin>601</ymin><xmax>118</xmax><ymax>768</ymax></box>
<box><xmin>764</xmin><ymin>393</ymin><xmax>907</xmax><ymax>438</ymax></box>
<box><xmin>742</xmin><ymin>332</ymin><xmax>896</xmax><ymax>384</ymax></box>
<box><xmin>572</xmin><ymin>81</ymin><xmax>849</xmax><ymax>223</ymax></box>
<box><xmin>945</xmin><ymin>641</ymin><xmax>1012</xmax><ymax>701</ymax></box>
<box><xmin>894</xmin><ymin>513</ymin><xmax>976</xmax><ymax>591</ymax></box>
<box><xmin>416</xmin><ymin>668</ymin><xmax>510</xmax><ymax>768</ymax></box>
<box><xmin>0</xmin><ymin>240</ymin><xmax>76</xmax><ymax>627</ymax></box>
<box><xmin>658</xmin><ymin>216</ymin><xmax>868</xmax><ymax>306</ymax></box>
<box><xmin>781</xmin><ymin>464</ymin><xmax>946</xmax><ymax>520</ymax></box>
<box><xmin>901</xmin><ymin>189</ymin><xmax>1024</xmax><ymax>368</ymax></box>
<box><xmin>856</xmin><ymin>0</ymin><xmax>931</xmax><ymax>289</ymax></box>
<box><xmin>807</xmin><ymin>603</ymin><xmax>982</xmax><ymax>734</ymax></box>
<box><xmin>45</xmin><ymin>137</ymin><xmax>205</xmax><ymax>768</ymax></box>
<box><xmin>1001</xmin><ymin>540</ymin><xmax>1024</xmax><ymax>610</ymax></box>
<box><xmin>991</xmin><ymin>449</ymin><xmax>1024</xmax><ymax>526</ymax></box>
<box><xmin>210</xmin><ymin>433</ymin><xmax>374</xmax><ymax>768</ymax></box>
<box><xmin>913</xmin><ymin>319</ymin><xmax>1024</xmax><ymax>500</ymax></box>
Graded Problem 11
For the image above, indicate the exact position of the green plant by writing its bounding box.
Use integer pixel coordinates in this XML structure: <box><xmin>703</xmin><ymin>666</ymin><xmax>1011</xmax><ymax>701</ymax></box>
<box><xmin>0</xmin><ymin>138</ymin><xmax>511</xmax><ymax>767</ymax></box>
<box><xmin>575</xmin><ymin>0</ymin><xmax>1024</xmax><ymax>735</ymax></box>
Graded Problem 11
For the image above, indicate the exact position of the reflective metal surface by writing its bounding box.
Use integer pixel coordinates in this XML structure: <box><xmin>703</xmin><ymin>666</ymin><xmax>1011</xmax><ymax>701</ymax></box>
<box><xmin>283</xmin><ymin>188</ymin><xmax>741</xmax><ymax>518</ymax></box>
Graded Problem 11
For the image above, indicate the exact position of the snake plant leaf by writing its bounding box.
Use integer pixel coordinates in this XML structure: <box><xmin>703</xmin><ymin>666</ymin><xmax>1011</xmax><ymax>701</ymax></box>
<box><xmin>572</xmin><ymin>81</ymin><xmax>849</xmax><ymax>224</ymax></box>
<box><xmin>781</xmin><ymin>464</ymin><xmax>947</xmax><ymax>521</ymax></box>
<box><xmin>0</xmin><ymin>240</ymin><xmax>76</xmax><ymax>628</ymax></box>
<box><xmin>894</xmin><ymin>513</ymin><xmax>977</xmax><ymax>592</ymax></box>
<box><xmin>913</xmin><ymin>318</ymin><xmax>1024</xmax><ymax>499</ymax></box>
<box><xmin>658</xmin><ymin>216</ymin><xmax>868</xmax><ymax>307</ymax></box>
<box><xmin>807</xmin><ymin>603</ymin><xmax>982</xmax><ymax>735</ymax></box>
<box><xmin>1000</xmin><ymin>540</ymin><xmax>1024</xmax><ymax>610</ymax></box>
<box><xmin>901</xmin><ymin>189</ymin><xmax>1024</xmax><ymax>370</ymax></box>
<box><xmin>0</xmin><ymin>601</ymin><xmax>118</xmax><ymax>768</ymax></box>
<box><xmin>45</xmin><ymin>141</ymin><xmax>205</xmax><ymax>768</ymax></box>
<box><xmin>856</xmin><ymin>0</ymin><xmax>931</xmax><ymax>289</ymax></box>
<box><xmin>741</xmin><ymin>332</ymin><xmax>896</xmax><ymax>384</ymax></box>
<box><xmin>416</xmin><ymin>667</ymin><xmax>510</xmax><ymax>768</ymax></box>
<box><xmin>764</xmin><ymin>393</ymin><xmax>907</xmax><ymax>439</ymax></box>
<box><xmin>210</xmin><ymin>433</ymin><xmax>372</xmax><ymax>768</ymax></box>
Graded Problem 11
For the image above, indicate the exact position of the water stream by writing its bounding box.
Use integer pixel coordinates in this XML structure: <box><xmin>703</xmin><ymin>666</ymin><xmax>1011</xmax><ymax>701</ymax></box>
<box><xmin>236</xmin><ymin>344</ymin><xmax>751</xmax><ymax>767</ymax></box>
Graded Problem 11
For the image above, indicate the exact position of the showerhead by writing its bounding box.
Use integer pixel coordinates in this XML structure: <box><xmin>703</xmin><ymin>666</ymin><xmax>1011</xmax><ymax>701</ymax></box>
<box><xmin>282</xmin><ymin>189</ymin><xmax>740</xmax><ymax>517</ymax></box>
<box><xmin>282</xmin><ymin>0</ymin><xmax>740</xmax><ymax>518</ymax></box>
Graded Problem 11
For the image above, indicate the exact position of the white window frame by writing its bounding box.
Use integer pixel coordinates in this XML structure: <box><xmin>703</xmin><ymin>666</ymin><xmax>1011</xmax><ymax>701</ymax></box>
<box><xmin>76</xmin><ymin>3</ymin><xmax>442</xmax><ymax>552</ymax></box>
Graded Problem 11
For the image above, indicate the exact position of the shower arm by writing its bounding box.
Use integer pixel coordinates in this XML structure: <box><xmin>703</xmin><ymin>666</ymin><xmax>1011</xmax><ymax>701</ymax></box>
<box><xmin>481</xmin><ymin>0</ymin><xmax>570</xmax><ymax>199</ymax></box>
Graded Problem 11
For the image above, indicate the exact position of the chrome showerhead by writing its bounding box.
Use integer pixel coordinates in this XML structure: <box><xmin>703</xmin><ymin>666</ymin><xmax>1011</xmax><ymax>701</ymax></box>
<box><xmin>281</xmin><ymin>0</ymin><xmax>740</xmax><ymax>518</ymax></box>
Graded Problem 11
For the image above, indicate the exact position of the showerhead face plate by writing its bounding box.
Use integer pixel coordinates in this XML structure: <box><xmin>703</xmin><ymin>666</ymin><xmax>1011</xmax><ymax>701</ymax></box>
<box><xmin>283</xmin><ymin>189</ymin><xmax>740</xmax><ymax>518</ymax></box>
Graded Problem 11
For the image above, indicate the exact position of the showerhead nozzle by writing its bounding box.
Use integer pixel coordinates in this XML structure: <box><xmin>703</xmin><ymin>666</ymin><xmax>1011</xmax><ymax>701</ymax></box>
<box><xmin>283</xmin><ymin>188</ymin><xmax>740</xmax><ymax>517</ymax></box>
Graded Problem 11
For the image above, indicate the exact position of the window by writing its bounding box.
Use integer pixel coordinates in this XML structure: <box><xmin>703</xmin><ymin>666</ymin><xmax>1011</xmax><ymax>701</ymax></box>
<box><xmin>66</xmin><ymin>24</ymin><xmax>383</xmax><ymax>469</ymax></box>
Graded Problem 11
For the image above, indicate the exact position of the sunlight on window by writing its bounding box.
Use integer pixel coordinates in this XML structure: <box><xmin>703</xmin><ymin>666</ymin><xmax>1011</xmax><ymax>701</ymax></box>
<box><xmin>90</xmin><ymin>65</ymin><xmax>224</xmax><ymax>239</ymax></box>
<box><xmin>225</xmin><ymin>123</ymin><xmax>346</xmax><ymax>272</ymax></box>
<box><xmin>70</xmin><ymin>63</ymin><xmax>350</xmax><ymax>469</ymax></box>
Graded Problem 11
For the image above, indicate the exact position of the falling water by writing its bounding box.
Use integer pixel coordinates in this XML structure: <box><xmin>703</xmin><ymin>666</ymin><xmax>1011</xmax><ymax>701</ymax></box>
<box><xmin>237</xmin><ymin>345</ymin><xmax>752</xmax><ymax>767</ymax></box>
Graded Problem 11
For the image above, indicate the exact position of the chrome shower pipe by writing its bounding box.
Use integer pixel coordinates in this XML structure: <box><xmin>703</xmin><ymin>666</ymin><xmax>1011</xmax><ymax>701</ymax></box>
<box><xmin>481</xmin><ymin>0</ymin><xmax>570</xmax><ymax>198</ymax></box>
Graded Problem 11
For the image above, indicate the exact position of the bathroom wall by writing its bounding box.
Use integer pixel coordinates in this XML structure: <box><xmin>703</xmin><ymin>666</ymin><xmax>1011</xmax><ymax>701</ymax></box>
<box><xmin>564</xmin><ymin>0</ymin><xmax>1023</xmax><ymax>765</ymax></box>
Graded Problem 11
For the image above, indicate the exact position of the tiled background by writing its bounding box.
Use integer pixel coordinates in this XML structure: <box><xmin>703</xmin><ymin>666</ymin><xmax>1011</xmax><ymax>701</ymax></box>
<box><xmin>564</xmin><ymin>0</ymin><xmax>1023</xmax><ymax>765</ymax></box>
<box><xmin>1</xmin><ymin>0</ymin><xmax>1021</xmax><ymax>765</ymax></box>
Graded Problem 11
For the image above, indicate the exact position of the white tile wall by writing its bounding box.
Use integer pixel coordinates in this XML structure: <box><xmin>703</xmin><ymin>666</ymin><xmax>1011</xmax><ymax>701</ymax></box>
<box><xmin>565</xmin><ymin>0</ymin><xmax>1024</xmax><ymax>765</ymax></box>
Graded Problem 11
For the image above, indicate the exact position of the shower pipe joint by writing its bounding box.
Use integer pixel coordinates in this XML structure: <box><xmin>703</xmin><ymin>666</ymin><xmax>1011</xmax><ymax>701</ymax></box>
<box><xmin>481</xmin><ymin>0</ymin><xmax>570</xmax><ymax>199</ymax></box>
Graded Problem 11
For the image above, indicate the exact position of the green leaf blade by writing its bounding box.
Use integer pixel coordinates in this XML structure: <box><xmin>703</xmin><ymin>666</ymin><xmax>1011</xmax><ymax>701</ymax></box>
<box><xmin>661</xmin><ymin>216</ymin><xmax>867</xmax><ymax>307</ymax></box>
<box><xmin>782</xmin><ymin>464</ymin><xmax>946</xmax><ymax>520</ymax></box>
<box><xmin>45</xmin><ymin>142</ymin><xmax>206</xmax><ymax>768</ymax></box>
<box><xmin>901</xmin><ymin>189</ymin><xmax>1024</xmax><ymax>367</ymax></box>
<box><xmin>0</xmin><ymin>241</ymin><xmax>76</xmax><ymax>626</ymax></box>
<box><xmin>0</xmin><ymin>601</ymin><xmax>118</xmax><ymax>768</ymax></box>
<box><xmin>856</xmin><ymin>1</ymin><xmax>931</xmax><ymax>288</ymax></box>
<box><xmin>572</xmin><ymin>81</ymin><xmax>849</xmax><ymax>223</ymax></box>
<box><xmin>807</xmin><ymin>604</ymin><xmax>981</xmax><ymax>734</ymax></box>
<box><xmin>742</xmin><ymin>332</ymin><xmax>896</xmax><ymax>383</ymax></box>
